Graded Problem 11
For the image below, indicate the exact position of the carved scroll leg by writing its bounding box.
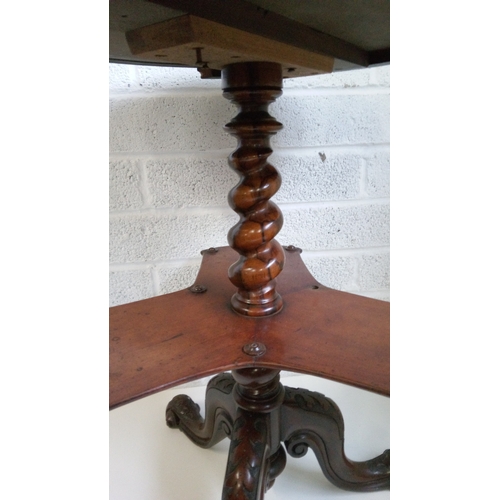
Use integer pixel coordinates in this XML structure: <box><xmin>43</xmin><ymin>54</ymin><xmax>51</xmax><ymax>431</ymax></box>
<box><xmin>222</xmin><ymin>410</ymin><xmax>286</xmax><ymax>500</ymax></box>
<box><xmin>281</xmin><ymin>386</ymin><xmax>389</xmax><ymax>492</ymax></box>
<box><xmin>166</xmin><ymin>373</ymin><xmax>236</xmax><ymax>448</ymax></box>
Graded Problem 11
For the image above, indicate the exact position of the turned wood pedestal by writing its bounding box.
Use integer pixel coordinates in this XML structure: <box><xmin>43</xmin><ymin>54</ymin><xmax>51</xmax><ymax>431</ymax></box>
<box><xmin>110</xmin><ymin>61</ymin><xmax>389</xmax><ymax>499</ymax></box>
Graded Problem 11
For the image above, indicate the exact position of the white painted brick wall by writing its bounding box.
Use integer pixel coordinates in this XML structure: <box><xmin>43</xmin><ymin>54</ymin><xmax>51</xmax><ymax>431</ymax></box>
<box><xmin>109</xmin><ymin>64</ymin><xmax>390</xmax><ymax>309</ymax></box>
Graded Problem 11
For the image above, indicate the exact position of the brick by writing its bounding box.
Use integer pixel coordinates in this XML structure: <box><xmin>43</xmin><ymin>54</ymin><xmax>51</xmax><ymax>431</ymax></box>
<box><xmin>284</xmin><ymin>67</ymin><xmax>371</xmax><ymax>89</ymax></box>
<box><xmin>157</xmin><ymin>264</ymin><xmax>201</xmax><ymax>294</ymax></box>
<box><xmin>271</xmin><ymin>94</ymin><xmax>389</xmax><ymax>147</ymax></box>
<box><xmin>109</xmin><ymin>95</ymin><xmax>234</xmax><ymax>153</ymax></box>
<box><xmin>274</xmin><ymin>152</ymin><xmax>361</xmax><ymax>202</ymax></box>
<box><xmin>146</xmin><ymin>157</ymin><xmax>236</xmax><ymax>208</ymax></box>
<box><xmin>146</xmin><ymin>153</ymin><xmax>361</xmax><ymax>209</ymax></box>
<box><xmin>365</xmin><ymin>151</ymin><xmax>390</xmax><ymax>197</ymax></box>
<box><xmin>110</xmin><ymin>93</ymin><xmax>388</xmax><ymax>153</ymax></box>
<box><xmin>369</xmin><ymin>65</ymin><xmax>390</xmax><ymax>87</ymax></box>
<box><xmin>109</xmin><ymin>212</ymin><xmax>235</xmax><ymax>263</ymax></box>
<box><xmin>109</xmin><ymin>269</ymin><xmax>153</xmax><ymax>306</ymax></box>
<box><xmin>355</xmin><ymin>290</ymin><xmax>390</xmax><ymax>301</ymax></box>
<box><xmin>279</xmin><ymin>203</ymin><xmax>389</xmax><ymax>250</ymax></box>
<box><xmin>358</xmin><ymin>252</ymin><xmax>390</xmax><ymax>289</ymax></box>
<box><xmin>109</xmin><ymin>63</ymin><xmax>133</xmax><ymax>93</ymax></box>
<box><xmin>109</xmin><ymin>159</ymin><xmax>143</xmax><ymax>211</ymax></box>
<box><xmin>301</xmin><ymin>254</ymin><xmax>357</xmax><ymax>290</ymax></box>
<box><xmin>134</xmin><ymin>66</ymin><xmax>221</xmax><ymax>91</ymax></box>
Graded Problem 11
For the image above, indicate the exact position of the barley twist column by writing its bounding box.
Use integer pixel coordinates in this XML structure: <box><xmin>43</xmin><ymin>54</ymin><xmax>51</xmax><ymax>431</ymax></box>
<box><xmin>222</xmin><ymin>62</ymin><xmax>285</xmax><ymax>317</ymax></box>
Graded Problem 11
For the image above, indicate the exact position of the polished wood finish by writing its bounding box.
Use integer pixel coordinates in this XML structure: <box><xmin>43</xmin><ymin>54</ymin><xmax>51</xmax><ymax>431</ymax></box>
<box><xmin>110</xmin><ymin>245</ymin><xmax>389</xmax><ymax>409</ymax></box>
<box><xmin>223</xmin><ymin>62</ymin><xmax>285</xmax><ymax>316</ymax></box>
<box><xmin>166</xmin><ymin>371</ymin><xmax>389</xmax><ymax>499</ymax></box>
<box><xmin>125</xmin><ymin>14</ymin><xmax>334</xmax><ymax>78</ymax></box>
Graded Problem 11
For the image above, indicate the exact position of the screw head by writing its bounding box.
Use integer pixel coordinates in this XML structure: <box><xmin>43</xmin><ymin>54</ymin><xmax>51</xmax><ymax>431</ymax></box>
<box><xmin>242</xmin><ymin>342</ymin><xmax>267</xmax><ymax>357</ymax></box>
<box><xmin>189</xmin><ymin>284</ymin><xmax>207</xmax><ymax>294</ymax></box>
<box><xmin>284</xmin><ymin>245</ymin><xmax>302</xmax><ymax>253</ymax></box>
<box><xmin>201</xmin><ymin>247</ymin><xmax>218</xmax><ymax>255</ymax></box>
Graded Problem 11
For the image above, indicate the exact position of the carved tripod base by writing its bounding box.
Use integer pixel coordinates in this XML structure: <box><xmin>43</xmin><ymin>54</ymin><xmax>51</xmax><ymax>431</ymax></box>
<box><xmin>166</xmin><ymin>369</ymin><xmax>389</xmax><ymax>499</ymax></box>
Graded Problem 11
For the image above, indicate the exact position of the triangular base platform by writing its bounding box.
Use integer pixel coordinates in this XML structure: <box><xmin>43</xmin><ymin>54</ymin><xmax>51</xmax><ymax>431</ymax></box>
<box><xmin>110</xmin><ymin>245</ymin><xmax>389</xmax><ymax>410</ymax></box>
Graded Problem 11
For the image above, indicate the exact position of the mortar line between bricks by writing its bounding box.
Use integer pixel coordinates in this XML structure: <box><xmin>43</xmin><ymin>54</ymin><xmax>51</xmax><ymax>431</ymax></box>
<box><xmin>138</xmin><ymin>159</ymin><xmax>153</xmax><ymax>207</ymax></box>
<box><xmin>110</xmin><ymin>256</ymin><xmax>202</xmax><ymax>271</ymax></box>
<box><xmin>360</xmin><ymin>157</ymin><xmax>368</xmax><ymax>197</ymax></box>
<box><xmin>109</xmin><ymin>150</ymin><xmax>232</xmax><ymax>159</ymax></box>
<box><xmin>109</xmin><ymin>205</ymin><xmax>233</xmax><ymax>217</ymax></box>
<box><xmin>109</xmin><ymin>88</ymin><xmax>222</xmax><ymax>100</ymax></box>
<box><xmin>300</xmin><ymin>246</ymin><xmax>389</xmax><ymax>258</ymax></box>
<box><xmin>344</xmin><ymin>290</ymin><xmax>390</xmax><ymax>300</ymax></box>
<box><xmin>150</xmin><ymin>266</ymin><xmax>160</xmax><ymax>295</ymax></box>
<box><xmin>352</xmin><ymin>255</ymin><xmax>361</xmax><ymax>289</ymax></box>
<box><xmin>109</xmin><ymin>246</ymin><xmax>389</xmax><ymax>270</ymax></box>
<box><xmin>279</xmin><ymin>198</ymin><xmax>389</xmax><ymax>210</ymax></box>
<box><xmin>273</xmin><ymin>143</ymin><xmax>390</xmax><ymax>155</ymax></box>
<box><xmin>109</xmin><ymin>143</ymin><xmax>389</xmax><ymax>159</ymax></box>
<box><xmin>109</xmin><ymin>85</ymin><xmax>389</xmax><ymax>100</ymax></box>
<box><xmin>108</xmin><ymin>198</ymin><xmax>389</xmax><ymax>217</ymax></box>
<box><xmin>278</xmin><ymin>86</ymin><xmax>390</xmax><ymax>97</ymax></box>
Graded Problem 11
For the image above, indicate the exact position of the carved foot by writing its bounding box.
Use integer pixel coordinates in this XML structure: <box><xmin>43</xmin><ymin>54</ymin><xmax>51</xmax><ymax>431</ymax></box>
<box><xmin>166</xmin><ymin>373</ymin><xmax>236</xmax><ymax>448</ymax></box>
<box><xmin>266</xmin><ymin>445</ymin><xmax>287</xmax><ymax>491</ymax></box>
<box><xmin>281</xmin><ymin>386</ymin><xmax>390</xmax><ymax>491</ymax></box>
<box><xmin>222</xmin><ymin>411</ymin><xmax>286</xmax><ymax>500</ymax></box>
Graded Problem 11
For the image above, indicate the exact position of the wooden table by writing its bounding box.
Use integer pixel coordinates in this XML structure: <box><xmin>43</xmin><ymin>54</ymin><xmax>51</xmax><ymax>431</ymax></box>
<box><xmin>109</xmin><ymin>2</ymin><xmax>390</xmax><ymax>498</ymax></box>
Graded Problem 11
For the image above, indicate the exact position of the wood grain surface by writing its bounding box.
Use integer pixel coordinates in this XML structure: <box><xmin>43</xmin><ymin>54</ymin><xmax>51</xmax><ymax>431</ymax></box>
<box><xmin>125</xmin><ymin>14</ymin><xmax>334</xmax><ymax>77</ymax></box>
<box><xmin>110</xmin><ymin>246</ymin><xmax>389</xmax><ymax>409</ymax></box>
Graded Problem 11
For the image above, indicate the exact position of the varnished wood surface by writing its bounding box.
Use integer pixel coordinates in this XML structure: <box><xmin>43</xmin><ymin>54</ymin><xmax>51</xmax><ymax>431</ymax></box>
<box><xmin>110</xmin><ymin>246</ymin><xmax>389</xmax><ymax>409</ymax></box>
<box><xmin>223</xmin><ymin>62</ymin><xmax>285</xmax><ymax>315</ymax></box>
<box><xmin>166</xmin><ymin>372</ymin><xmax>389</xmax><ymax>495</ymax></box>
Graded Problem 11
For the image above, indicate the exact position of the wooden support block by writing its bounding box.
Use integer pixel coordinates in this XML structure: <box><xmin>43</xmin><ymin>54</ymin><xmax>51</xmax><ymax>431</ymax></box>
<box><xmin>125</xmin><ymin>14</ymin><xmax>335</xmax><ymax>78</ymax></box>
